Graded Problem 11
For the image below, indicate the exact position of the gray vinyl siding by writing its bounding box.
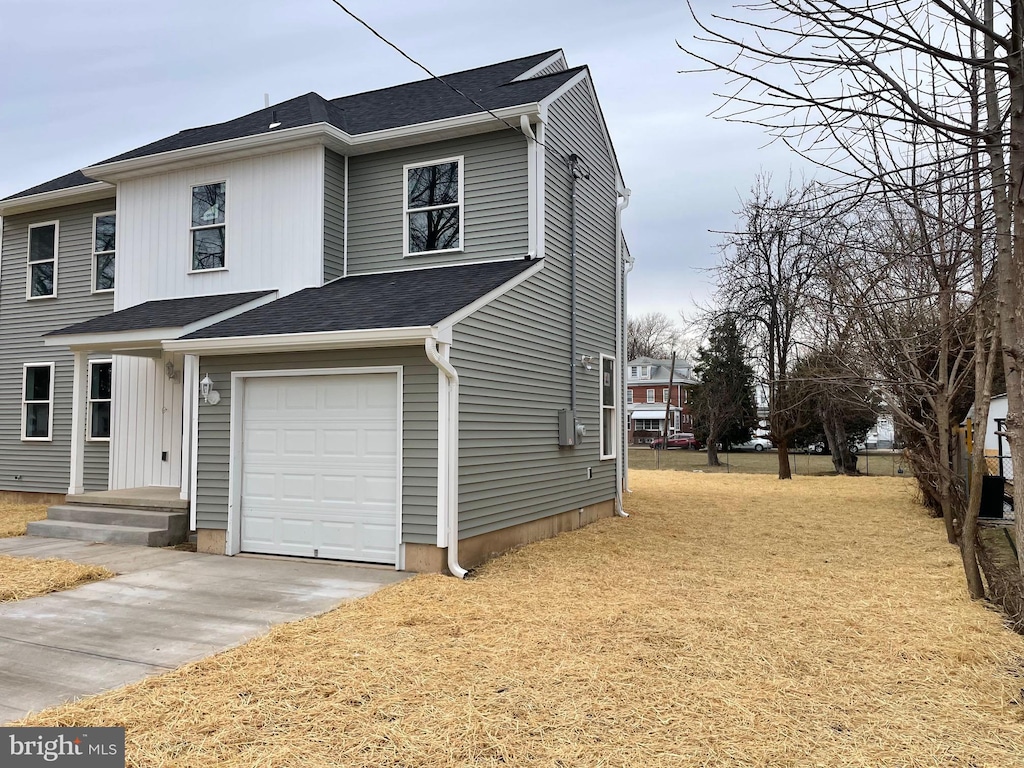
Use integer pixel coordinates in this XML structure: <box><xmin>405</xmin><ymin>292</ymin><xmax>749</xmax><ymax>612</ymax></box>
<box><xmin>451</xmin><ymin>79</ymin><xmax>620</xmax><ymax>539</ymax></box>
<box><xmin>346</xmin><ymin>131</ymin><xmax>529</xmax><ymax>273</ymax></box>
<box><xmin>323</xmin><ymin>148</ymin><xmax>346</xmax><ymax>282</ymax></box>
<box><xmin>0</xmin><ymin>199</ymin><xmax>117</xmax><ymax>493</ymax></box>
<box><xmin>194</xmin><ymin>347</ymin><xmax>438</xmax><ymax>543</ymax></box>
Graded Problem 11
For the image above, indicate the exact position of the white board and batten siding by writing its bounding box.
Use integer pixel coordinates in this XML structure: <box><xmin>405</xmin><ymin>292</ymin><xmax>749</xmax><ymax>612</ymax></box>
<box><xmin>239</xmin><ymin>372</ymin><xmax>399</xmax><ymax>563</ymax></box>
<box><xmin>0</xmin><ymin>199</ymin><xmax>116</xmax><ymax>493</ymax></box>
<box><xmin>451</xmin><ymin>78</ymin><xmax>621</xmax><ymax>540</ymax></box>
<box><xmin>113</xmin><ymin>145</ymin><xmax>326</xmax><ymax>310</ymax></box>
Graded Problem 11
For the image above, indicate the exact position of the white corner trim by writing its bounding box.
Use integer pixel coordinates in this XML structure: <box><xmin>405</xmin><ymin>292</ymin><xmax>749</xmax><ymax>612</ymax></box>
<box><xmin>435</xmin><ymin>258</ymin><xmax>545</xmax><ymax>332</ymax></box>
<box><xmin>512</xmin><ymin>51</ymin><xmax>567</xmax><ymax>81</ymax></box>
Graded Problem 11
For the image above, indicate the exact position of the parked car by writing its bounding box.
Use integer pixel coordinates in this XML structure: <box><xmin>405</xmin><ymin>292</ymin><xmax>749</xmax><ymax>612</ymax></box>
<box><xmin>734</xmin><ymin>436</ymin><xmax>773</xmax><ymax>452</ymax></box>
<box><xmin>650</xmin><ymin>432</ymin><xmax>701</xmax><ymax>450</ymax></box>
<box><xmin>801</xmin><ymin>441</ymin><xmax>866</xmax><ymax>454</ymax></box>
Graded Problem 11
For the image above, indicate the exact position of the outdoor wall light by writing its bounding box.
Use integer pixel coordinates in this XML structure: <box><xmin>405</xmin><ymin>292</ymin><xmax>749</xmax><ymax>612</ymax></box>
<box><xmin>200</xmin><ymin>374</ymin><xmax>221</xmax><ymax>405</ymax></box>
<box><xmin>580</xmin><ymin>355</ymin><xmax>595</xmax><ymax>371</ymax></box>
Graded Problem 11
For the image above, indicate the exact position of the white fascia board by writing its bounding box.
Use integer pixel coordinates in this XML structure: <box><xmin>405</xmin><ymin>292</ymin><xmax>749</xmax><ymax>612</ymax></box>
<box><xmin>435</xmin><ymin>258</ymin><xmax>545</xmax><ymax>332</ymax></box>
<box><xmin>538</xmin><ymin>68</ymin><xmax>626</xmax><ymax>190</ymax></box>
<box><xmin>83</xmin><ymin>104</ymin><xmax>543</xmax><ymax>181</ymax></box>
<box><xmin>512</xmin><ymin>51</ymin><xmax>567</xmax><ymax>81</ymax></box>
<box><xmin>43</xmin><ymin>327</ymin><xmax>181</xmax><ymax>351</ymax></box>
<box><xmin>162</xmin><ymin>325</ymin><xmax>435</xmax><ymax>355</ymax></box>
<box><xmin>0</xmin><ymin>182</ymin><xmax>116</xmax><ymax>217</ymax></box>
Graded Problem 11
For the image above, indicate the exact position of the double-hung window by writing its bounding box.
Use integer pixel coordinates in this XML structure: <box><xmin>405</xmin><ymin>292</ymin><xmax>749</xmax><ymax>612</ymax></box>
<box><xmin>27</xmin><ymin>222</ymin><xmax>58</xmax><ymax>299</ymax></box>
<box><xmin>663</xmin><ymin>388</ymin><xmax>670</xmax><ymax>403</ymax></box>
<box><xmin>22</xmin><ymin>363</ymin><xmax>54</xmax><ymax>440</ymax></box>
<box><xmin>93</xmin><ymin>213</ymin><xmax>116</xmax><ymax>292</ymax></box>
<box><xmin>191</xmin><ymin>182</ymin><xmax>226</xmax><ymax>270</ymax></box>
<box><xmin>404</xmin><ymin>157</ymin><xmax>462</xmax><ymax>255</ymax></box>
<box><xmin>88</xmin><ymin>360</ymin><xmax>112</xmax><ymax>440</ymax></box>
<box><xmin>600</xmin><ymin>355</ymin><xmax>616</xmax><ymax>460</ymax></box>
<box><xmin>626</xmin><ymin>389</ymin><xmax>633</xmax><ymax>404</ymax></box>
<box><xmin>646</xmin><ymin>388</ymin><xmax>655</xmax><ymax>404</ymax></box>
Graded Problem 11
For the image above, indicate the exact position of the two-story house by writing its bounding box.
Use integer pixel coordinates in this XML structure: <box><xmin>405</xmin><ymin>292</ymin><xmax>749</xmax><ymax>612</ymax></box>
<box><xmin>0</xmin><ymin>50</ymin><xmax>631</xmax><ymax>577</ymax></box>
<box><xmin>626</xmin><ymin>357</ymin><xmax>698</xmax><ymax>444</ymax></box>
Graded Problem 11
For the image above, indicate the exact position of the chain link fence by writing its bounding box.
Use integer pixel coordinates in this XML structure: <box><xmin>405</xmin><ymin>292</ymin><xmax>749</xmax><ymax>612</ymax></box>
<box><xmin>629</xmin><ymin>447</ymin><xmax>910</xmax><ymax>477</ymax></box>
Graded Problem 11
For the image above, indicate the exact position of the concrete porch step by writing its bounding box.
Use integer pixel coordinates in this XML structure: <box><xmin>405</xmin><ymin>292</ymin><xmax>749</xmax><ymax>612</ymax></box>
<box><xmin>65</xmin><ymin>490</ymin><xmax>188</xmax><ymax>513</ymax></box>
<box><xmin>25</xmin><ymin>519</ymin><xmax>179</xmax><ymax>547</ymax></box>
<box><xmin>46</xmin><ymin>505</ymin><xmax>187</xmax><ymax>539</ymax></box>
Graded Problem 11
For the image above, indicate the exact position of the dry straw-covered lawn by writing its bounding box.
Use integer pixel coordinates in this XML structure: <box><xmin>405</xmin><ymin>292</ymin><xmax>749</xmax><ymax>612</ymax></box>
<box><xmin>0</xmin><ymin>501</ymin><xmax>47</xmax><ymax>537</ymax></box>
<box><xmin>17</xmin><ymin>471</ymin><xmax>1024</xmax><ymax>767</ymax></box>
<box><xmin>0</xmin><ymin>555</ymin><xmax>112</xmax><ymax>602</ymax></box>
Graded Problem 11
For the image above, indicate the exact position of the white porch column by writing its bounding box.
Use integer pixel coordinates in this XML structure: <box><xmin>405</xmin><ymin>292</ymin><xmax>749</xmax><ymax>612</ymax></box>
<box><xmin>180</xmin><ymin>355</ymin><xmax>199</xmax><ymax>507</ymax></box>
<box><xmin>67</xmin><ymin>350</ymin><xmax>86</xmax><ymax>496</ymax></box>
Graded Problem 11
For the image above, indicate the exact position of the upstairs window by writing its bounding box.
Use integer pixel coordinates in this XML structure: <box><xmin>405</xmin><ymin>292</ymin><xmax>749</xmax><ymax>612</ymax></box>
<box><xmin>663</xmin><ymin>388</ymin><xmax>670</xmax><ymax>403</ymax></box>
<box><xmin>646</xmin><ymin>389</ymin><xmax>655</xmax><ymax>404</ymax></box>
<box><xmin>88</xmin><ymin>360</ymin><xmax>112</xmax><ymax>440</ymax></box>
<box><xmin>405</xmin><ymin>158</ymin><xmax>462</xmax><ymax>255</ymax></box>
<box><xmin>626</xmin><ymin>389</ymin><xmax>633</xmax><ymax>404</ymax></box>
<box><xmin>629</xmin><ymin>366</ymin><xmax>638</xmax><ymax>378</ymax></box>
<box><xmin>191</xmin><ymin>182</ymin><xmax>226</xmax><ymax>270</ymax></box>
<box><xmin>93</xmin><ymin>213</ymin><xmax>116</xmax><ymax>292</ymax></box>
<box><xmin>22</xmin><ymin>363</ymin><xmax>54</xmax><ymax>440</ymax></box>
<box><xmin>27</xmin><ymin>222</ymin><xmax>58</xmax><ymax>299</ymax></box>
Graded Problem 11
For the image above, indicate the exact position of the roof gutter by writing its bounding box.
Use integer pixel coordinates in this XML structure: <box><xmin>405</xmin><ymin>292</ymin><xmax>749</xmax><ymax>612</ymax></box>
<box><xmin>0</xmin><ymin>181</ymin><xmax>115</xmax><ymax>217</ymax></box>
<box><xmin>162</xmin><ymin>325</ymin><xmax>435</xmax><ymax>355</ymax></box>
<box><xmin>424</xmin><ymin>337</ymin><xmax>468</xmax><ymax>579</ymax></box>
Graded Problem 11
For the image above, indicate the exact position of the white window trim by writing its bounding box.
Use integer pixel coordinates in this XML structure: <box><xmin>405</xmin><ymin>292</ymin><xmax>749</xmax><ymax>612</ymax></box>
<box><xmin>403</xmin><ymin>156</ymin><xmax>464</xmax><ymax>257</ymax></box>
<box><xmin>646</xmin><ymin>388</ymin><xmax>655</xmax><ymax>404</ymax></box>
<box><xmin>600</xmin><ymin>353</ymin><xmax>617</xmax><ymax>461</ymax></box>
<box><xmin>189</xmin><ymin>180</ymin><xmax>227</xmax><ymax>272</ymax></box>
<box><xmin>87</xmin><ymin>358</ymin><xmax>113</xmax><ymax>442</ymax></box>
<box><xmin>26</xmin><ymin>220</ymin><xmax>59</xmax><ymax>300</ymax></box>
<box><xmin>91</xmin><ymin>212</ymin><xmax>116</xmax><ymax>294</ymax></box>
<box><xmin>21</xmin><ymin>362</ymin><xmax>55</xmax><ymax>442</ymax></box>
<box><xmin>626</xmin><ymin>389</ymin><xmax>633</xmax><ymax>404</ymax></box>
<box><xmin>663</xmin><ymin>388</ymin><xmax>669</xmax><ymax>403</ymax></box>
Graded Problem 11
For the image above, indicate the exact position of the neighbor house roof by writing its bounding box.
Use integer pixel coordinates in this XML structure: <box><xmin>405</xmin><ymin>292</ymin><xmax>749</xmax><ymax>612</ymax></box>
<box><xmin>4</xmin><ymin>51</ymin><xmax>577</xmax><ymax>202</ymax></box>
<box><xmin>44</xmin><ymin>291</ymin><xmax>276</xmax><ymax>337</ymax></box>
<box><xmin>181</xmin><ymin>259</ymin><xmax>539</xmax><ymax>340</ymax></box>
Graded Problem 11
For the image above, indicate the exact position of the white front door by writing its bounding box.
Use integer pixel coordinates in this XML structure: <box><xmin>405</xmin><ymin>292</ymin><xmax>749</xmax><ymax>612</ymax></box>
<box><xmin>239</xmin><ymin>372</ymin><xmax>399</xmax><ymax>563</ymax></box>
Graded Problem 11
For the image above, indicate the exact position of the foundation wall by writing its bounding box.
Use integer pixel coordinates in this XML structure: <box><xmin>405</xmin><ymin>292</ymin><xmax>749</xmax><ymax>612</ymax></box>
<box><xmin>405</xmin><ymin>497</ymin><xmax>616</xmax><ymax>574</ymax></box>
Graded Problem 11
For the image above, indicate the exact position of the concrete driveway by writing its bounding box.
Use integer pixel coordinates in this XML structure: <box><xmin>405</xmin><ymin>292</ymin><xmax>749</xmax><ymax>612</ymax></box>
<box><xmin>0</xmin><ymin>536</ymin><xmax>409</xmax><ymax>724</ymax></box>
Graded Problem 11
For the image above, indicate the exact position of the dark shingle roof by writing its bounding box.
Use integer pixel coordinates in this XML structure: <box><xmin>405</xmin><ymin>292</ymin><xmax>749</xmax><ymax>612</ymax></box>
<box><xmin>45</xmin><ymin>291</ymin><xmax>275</xmax><ymax>337</ymax></box>
<box><xmin>2</xmin><ymin>170</ymin><xmax>102</xmax><ymax>202</ymax></box>
<box><xmin>6</xmin><ymin>52</ymin><xmax>574</xmax><ymax>202</ymax></box>
<box><xmin>183</xmin><ymin>259</ymin><xmax>538</xmax><ymax>340</ymax></box>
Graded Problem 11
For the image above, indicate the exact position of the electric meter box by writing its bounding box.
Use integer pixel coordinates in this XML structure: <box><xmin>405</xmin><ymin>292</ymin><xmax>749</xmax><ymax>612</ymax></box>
<box><xmin>558</xmin><ymin>409</ymin><xmax>577</xmax><ymax>446</ymax></box>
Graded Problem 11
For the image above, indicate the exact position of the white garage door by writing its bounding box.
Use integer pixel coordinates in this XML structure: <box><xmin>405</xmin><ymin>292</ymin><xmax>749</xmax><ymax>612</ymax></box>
<box><xmin>239</xmin><ymin>372</ymin><xmax>399</xmax><ymax>563</ymax></box>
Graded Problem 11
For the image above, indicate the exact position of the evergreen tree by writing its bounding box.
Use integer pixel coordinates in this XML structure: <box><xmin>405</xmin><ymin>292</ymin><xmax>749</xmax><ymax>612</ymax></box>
<box><xmin>692</xmin><ymin>317</ymin><xmax>757</xmax><ymax>466</ymax></box>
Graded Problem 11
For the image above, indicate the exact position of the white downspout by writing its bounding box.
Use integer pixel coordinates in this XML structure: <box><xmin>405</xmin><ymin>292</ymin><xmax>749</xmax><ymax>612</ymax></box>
<box><xmin>425</xmin><ymin>337</ymin><xmax>468</xmax><ymax>578</ymax></box>
<box><xmin>615</xmin><ymin>186</ymin><xmax>632</xmax><ymax>517</ymax></box>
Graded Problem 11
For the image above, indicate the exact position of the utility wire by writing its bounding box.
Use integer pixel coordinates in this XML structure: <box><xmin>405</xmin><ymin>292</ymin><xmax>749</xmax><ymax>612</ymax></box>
<box><xmin>325</xmin><ymin>0</ymin><xmax>543</xmax><ymax>146</ymax></box>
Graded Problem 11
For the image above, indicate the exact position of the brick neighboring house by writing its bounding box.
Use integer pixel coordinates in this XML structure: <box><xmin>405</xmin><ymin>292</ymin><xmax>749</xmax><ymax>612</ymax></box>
<box><xmin>626</xmin><ymin>357</ymin><xmax>698</xmax><ymax>444</ymax></box>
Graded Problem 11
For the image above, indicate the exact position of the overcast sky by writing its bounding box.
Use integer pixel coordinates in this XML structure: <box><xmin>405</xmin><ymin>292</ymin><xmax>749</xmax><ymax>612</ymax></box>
<box><xmin>0</xmin><ymin>0</ymin><xmax>804</xmax><ymax>329</ymax></box>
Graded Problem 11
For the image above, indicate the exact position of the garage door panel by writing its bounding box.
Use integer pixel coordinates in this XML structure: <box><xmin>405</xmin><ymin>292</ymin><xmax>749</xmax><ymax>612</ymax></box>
<box><xmin>240</xmin><ymin>373</ymin><xmax>398</xmax><ymax>565</ymax></box>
